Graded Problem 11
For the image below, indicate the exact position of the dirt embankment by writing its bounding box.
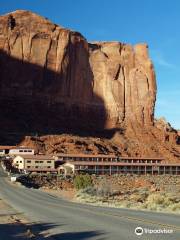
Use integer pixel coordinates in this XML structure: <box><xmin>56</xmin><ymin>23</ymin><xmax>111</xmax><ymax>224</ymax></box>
<box><xmin>76</xmin><ymin>175</ymin><xmax>180</xmax><ymax>214</ymax></box>
<box><xmin>18</xmin><ymin>174</ymin><xmax>180</xmax><ymax>214</ymax></box>
<box><xmin>19</xmin><ymin>123</ymin><xmax>180</xmax><ymax>163</ymax></box>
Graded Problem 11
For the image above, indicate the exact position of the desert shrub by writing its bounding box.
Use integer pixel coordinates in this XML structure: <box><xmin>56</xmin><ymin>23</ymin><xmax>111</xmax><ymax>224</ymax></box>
<box><xmin>145</xmin><ymin>192</ymin><xmax>180</xmax><ymax>211</ymax></box>
<box><xmin>97</xmin><ymin>179</ymin><xmax>112</xmax><ymax>197</ymax></box>
<box><xmin>74</xmin><ymin>174</ymin><xmax>93</xmax><ymax>190</ymax></box>
<box><xmin>146</xmin><ymin>193</ymin><xmax>165</xmax><ymax>205</ymax></box>
<box><xmin>81</xmin><ymin>186</ymin><xmax>97</xmax><ymax>196</ymax></box>
<box><xmin>169</xmin><ymin>202</ymin><xmax>180</xmax><ymax>212</ymax></box>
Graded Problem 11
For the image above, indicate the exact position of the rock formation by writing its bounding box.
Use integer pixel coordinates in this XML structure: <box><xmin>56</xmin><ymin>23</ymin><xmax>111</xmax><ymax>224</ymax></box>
<box><xmin>0</xmin><ymin>10</ymin><xmax>156</xmax><ymax>130</ymax></box>
<box><xmin>0</xmin><ymin>10</ymin><xmax>179</xmax><ymax>162</ymax></box>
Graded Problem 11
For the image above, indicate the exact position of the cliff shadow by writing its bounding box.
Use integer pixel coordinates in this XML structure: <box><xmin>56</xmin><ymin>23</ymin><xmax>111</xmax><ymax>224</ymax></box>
<box><xmin>0</xmin><ymin>222</ymin><xmax>105</xmax><ymax>239</ymax></box>
<box><xmin>0</xmin><ymin>50</ymin><xmax>120</xmax><ymax>145</ymax></box>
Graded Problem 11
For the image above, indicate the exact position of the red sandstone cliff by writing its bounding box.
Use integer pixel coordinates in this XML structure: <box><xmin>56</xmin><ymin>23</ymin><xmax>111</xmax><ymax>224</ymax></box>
<box><xmin>0</xmin><ymin>10</ymin><xmax>156</xmax><ymax>128</ymax></box>
<box><xmin>0</xmin><ymin>10</ymin><xmax>179</xmax><ymax>162</ymax></box>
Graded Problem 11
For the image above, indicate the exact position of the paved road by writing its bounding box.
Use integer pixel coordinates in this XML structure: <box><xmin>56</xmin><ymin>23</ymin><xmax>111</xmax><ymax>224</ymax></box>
<box><xmin>0</xmin><ymin>167</ymin><xmax>179</xmax><ymax>240</ymax></box>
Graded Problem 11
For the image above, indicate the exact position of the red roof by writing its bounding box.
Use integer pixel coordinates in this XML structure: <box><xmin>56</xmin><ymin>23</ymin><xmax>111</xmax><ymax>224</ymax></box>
<box><xmin>0</xmin><ymin>146</ymin><xmax>16</xmax><ymax>150</ymax></box>
<box><xmin>0</xmin><ymin>146</ymin><xmax>34</xmax><ymax>150</ymax></box>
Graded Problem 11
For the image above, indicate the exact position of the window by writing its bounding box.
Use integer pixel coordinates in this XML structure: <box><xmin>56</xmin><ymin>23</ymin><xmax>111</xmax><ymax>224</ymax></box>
<box><xmin>35</xmin><ymin>161</ymin><xmax>39</xmax><ymax>163</ymax></box>
<box><xmin>112</xmin><ymin>158</ymin><xmax>117</xmax><ymax>162</ymax></box>
<box><xmin>28</xmin><ymin>150</ymin><xmax>32</xmax><ymax>152</ymax></box>
<box><xmin>27</xmin><ymin>166</ymin><xmax>31</xmax><ymax>168</ymax></box>
<box><xmin>27</xmin><ymin>160</ymin><xmax>31</xmax><ymax>163</ymax></box>
<box><xmin>20</xmin><ymin>161</ymin><xmax>22</xmax><ymax>163</ymax></box>
<box><xmin>35</xmin><ymin>166</ymin><xmax>38</xmax><ymax>168</ymax></box>
<box><xmin>47</xmin><ymin>161</ymin><xmax>51</xmax><ymax>163</ymax></box>
<box><xmin>19</xmin><ymin>150</ymin><xmax>23</xmax><ymax>152</ymax></box>
<box><xmin>80</xmin><ymin>166</ymin><xmax>87</xmax><ymax>170</ymax></box>
<box><xmin>40</xmin><ymin>161</ymin><xmax>43</xmax><ymax>163</ymax></box>
<box><xmin>47</xmin><ymin>166</ymin><xmax>51</xmax><ymax>168</ymax></box>
<box><xmin>24</xmin><ymin>150</ymin><xmax>28</xmax><ymax>152</ymax></box>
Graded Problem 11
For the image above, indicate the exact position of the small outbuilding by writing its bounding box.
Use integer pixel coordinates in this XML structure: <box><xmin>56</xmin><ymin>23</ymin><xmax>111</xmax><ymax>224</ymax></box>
<box><xmin>58</xmin><ymin>163</ymin><xmax>75</xmax><ymax>176</ymax></box>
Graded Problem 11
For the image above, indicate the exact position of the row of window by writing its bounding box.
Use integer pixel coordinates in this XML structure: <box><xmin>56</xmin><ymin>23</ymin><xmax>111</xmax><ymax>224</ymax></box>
<box><xmin>19</xmin><ymin>150</ymin><xmax>33</xmax><ymax>153</ymax></box>
<box><xmin>61</xmin><ymin>157</ymin><xmax>161</xmax><ymax>163</ymax></box>
<box><xmin>27</xmin><ymin>166</ymin><xmax>52</xmax><ymax>169</ymax></box>
<box><xmin>75</xmin><ymin>169</ymin><xmax>180</xmax><ymax>175</ymax></box>
<box><xmin>75</xmin><ymin>166</ymin><xmax>180</xmax><ymax>170</ymax></box>
<box><xmin>26</xmin><ymin>160</ymin><xmax>52</xmax><ymax>163</ymax></box>
<box><xmin>0</xmin><ymin>149</ymin><xmax>33</xmax><ymax>153</ymax></box>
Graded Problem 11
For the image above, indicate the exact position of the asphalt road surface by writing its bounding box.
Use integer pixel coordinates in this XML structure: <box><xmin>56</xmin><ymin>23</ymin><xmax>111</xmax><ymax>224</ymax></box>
<box><xmin>0</xmin><ymin>167</ymin><xmax>179</xmax><ymax>240</ymax></box>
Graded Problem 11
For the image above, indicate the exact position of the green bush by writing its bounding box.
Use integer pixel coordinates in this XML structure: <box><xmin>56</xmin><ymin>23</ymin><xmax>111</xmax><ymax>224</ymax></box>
<box><xmin>74</xmin><ymin>174</ymin><xmax>93</xmax><ymax>190</ymax></box>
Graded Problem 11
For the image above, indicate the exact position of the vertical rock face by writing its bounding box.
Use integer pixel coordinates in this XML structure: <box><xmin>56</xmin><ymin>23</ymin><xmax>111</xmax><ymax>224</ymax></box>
<box><xmin>0</xmin><ymin>10</ymin><xmax>156</xmax><ymax>131</ymax></box>
<box><xmin>89</xmin><ymin>42</ymin><xmax>156</xmax><ymax>127</ymax></box>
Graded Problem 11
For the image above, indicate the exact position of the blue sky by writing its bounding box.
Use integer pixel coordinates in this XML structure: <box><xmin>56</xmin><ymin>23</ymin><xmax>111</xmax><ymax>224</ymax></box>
<box><xmin>0</xmin><ymin>0</ymin><xmax>179</xmax><ymax>129</ymax></box>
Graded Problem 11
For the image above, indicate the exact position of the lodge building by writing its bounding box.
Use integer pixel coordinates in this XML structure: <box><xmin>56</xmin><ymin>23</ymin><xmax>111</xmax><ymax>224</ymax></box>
<box><xmin>0</xmin><ymin>146</ymin><xmax>34</xmax><ymax>155</ymax></box>
<box><xmin>57</xmin><ymin>154</ymin><xmax>163</xmax><ymax>164</ymax></box>
<box><xmin>2</xmin><ymin>149</ymin><xmax>179</xmax><ymax>175</ymax></box>
<box><xmin>57</xmin><ymin>154</ymin><xmax>180</xmax><ymax>175</ymax></box>
<box><xmin>12</xmin><ymin>155</ymin><xmax>56</xmax><ymax>173</ymax></box>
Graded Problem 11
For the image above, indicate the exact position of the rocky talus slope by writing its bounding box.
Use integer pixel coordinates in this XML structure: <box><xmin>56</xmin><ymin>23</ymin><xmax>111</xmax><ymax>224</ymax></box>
<box><xmin>0</xmin><ymin>10</ymin><xmax>179</xmax><ymax>162</ymax></box>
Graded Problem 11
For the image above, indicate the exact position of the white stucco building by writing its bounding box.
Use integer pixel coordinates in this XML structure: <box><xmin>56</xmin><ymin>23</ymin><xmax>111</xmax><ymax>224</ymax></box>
<box><xmin>13</xmin><ymin>155</ymin><xmax>56</xmax><ymax>172</ymax></box>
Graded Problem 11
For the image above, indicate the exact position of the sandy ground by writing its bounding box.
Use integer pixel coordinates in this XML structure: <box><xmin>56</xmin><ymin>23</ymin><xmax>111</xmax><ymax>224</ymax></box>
<box><xmin>41</xmin><ymin>188</ymin><xmax>76</xmax><ymax>201</ymax></box>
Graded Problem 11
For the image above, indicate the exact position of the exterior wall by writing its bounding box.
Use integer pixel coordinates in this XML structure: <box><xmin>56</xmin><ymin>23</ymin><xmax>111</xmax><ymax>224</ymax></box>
<box><xmin>12</xmin><ymin>154</ymin><xmax>180</xmax><ymax>175</ymax></box>
<box><xmin>24</xmin><ymin>158</ymin><xmax>55</xmax><ymax>171</ymax></box>
<box><xmin>0</xmin><ymin>150</ymin><xmax>5</xmax><ymax>155</ymax></box>
<box><xmin>57</xmin><ymin>155</ymin><xmax>163</xmax><ymax>164</ymax></box>
<box><xmin>13</xmin><ymin>156</ymin><xmax>25</xmax><ymax>170</ymax></box>
<box><xmin>13</xmin><ymin>155</ymin><xmax>55</xmax><ymax>172</ymax></box>
<box><xmin>63</xmin><ymin>162</ymin><xmax>180</xmax><ymax>175</ymax></box>
<box><xmin>59</xmin><ymin>163</ymin><xmax>75</xmax><ymax>175</ymax></box>
<box><xmin>9</xmin><ymin>148</ymin><xmax>34</xmax><ymax>155</ymax></box>
<box><xmin>57</xmin><ymin>155</ymin><xmax>179</xmax><ymax>176</ymax></box>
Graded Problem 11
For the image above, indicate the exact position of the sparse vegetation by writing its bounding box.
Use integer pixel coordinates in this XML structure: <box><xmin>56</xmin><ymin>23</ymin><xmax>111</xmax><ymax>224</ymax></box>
<box><xmin>145</xmin><ymin>192</ymin><xmax>180</xmax><ymax>212</ymax></box>
<box><xmin>73</xmin><ymin>174</ymin><xmax>93</xmax><ymax>190</ymax></box>
<box><xmin>15</xmin><ymin>172</ymin><xmax>180</xmax><ymax>214</ymax></box>
<box><xmin>96</xmin><ymin>179</ymin><xmax>112</xmax><ymax>197</ymax></box>
<box><xmin>75</xmin><ymin>175</ymin><xmax>180</xmax><ymax>214</ymax></box>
